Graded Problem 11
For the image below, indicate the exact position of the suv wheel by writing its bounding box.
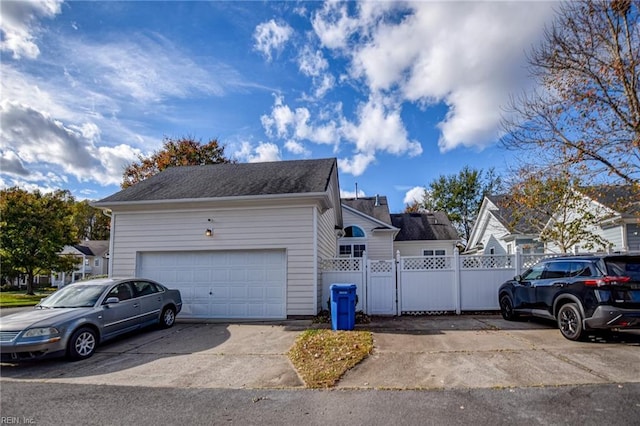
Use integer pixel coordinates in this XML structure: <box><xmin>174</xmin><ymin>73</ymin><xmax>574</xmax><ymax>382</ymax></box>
<box><xmin>557</xmin><ymin>303</ymin><xmax>584</xmax><ymax>341</ymax></box>
<box><xmin>499</xmin><ymin>294</ymin><xmax>518</xmax><ymax>321</ymax></box>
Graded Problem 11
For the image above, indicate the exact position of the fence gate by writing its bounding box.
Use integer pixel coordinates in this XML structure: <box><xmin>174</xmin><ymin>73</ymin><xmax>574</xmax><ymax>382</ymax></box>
<box><xmin>367</xmin><ymin>259</ymin><xmax>397</xmax><ymax>315</ymax></box>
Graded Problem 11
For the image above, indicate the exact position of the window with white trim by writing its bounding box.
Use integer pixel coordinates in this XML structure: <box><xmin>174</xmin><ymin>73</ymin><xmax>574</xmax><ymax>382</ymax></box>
<box><xmin>340</xmin><ymin>244</ymin><xmax>366</xmax><ymax>258</ymax></box>
<box><xmin>94</xmin><ymin>258</ymin><xmax>100</xmax><ymax>267</ymax></box>
<box><xmin>423</xmin><ymin>249</ymin><xmax>446</xmax><ymax>256</ymax></box>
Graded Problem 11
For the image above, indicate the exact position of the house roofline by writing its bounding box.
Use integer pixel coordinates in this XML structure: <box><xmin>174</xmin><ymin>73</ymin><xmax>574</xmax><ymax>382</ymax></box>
<box><xmin>341</xmin><ymin>204</ymin><xmax>399</xmax><ymax>231</ymax></box>
<box><xmin>93</xmin><ymin>191</ymin><xmax>334</xmax><ymax>210</ymax></box>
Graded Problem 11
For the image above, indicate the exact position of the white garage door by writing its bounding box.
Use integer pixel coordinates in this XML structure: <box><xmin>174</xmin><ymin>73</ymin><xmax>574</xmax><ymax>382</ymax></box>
<box><xmin>137</xmin><ymin>250</ymin><xmax>286</xmax><ymax>319</ymax></box>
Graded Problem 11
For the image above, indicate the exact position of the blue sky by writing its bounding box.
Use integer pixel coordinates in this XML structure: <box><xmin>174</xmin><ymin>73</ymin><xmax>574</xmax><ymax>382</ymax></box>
<box><xmin>0</xmin><ymin>1</ymin><xmax>557</xmax><ymax>212</ymax></box>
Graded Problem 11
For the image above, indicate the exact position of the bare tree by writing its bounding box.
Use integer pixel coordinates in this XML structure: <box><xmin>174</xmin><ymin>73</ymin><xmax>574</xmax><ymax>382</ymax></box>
<box><xmin>502</xmin><ymin>0</ymin><xmax>640</xmax><ymax>189</ymax></box>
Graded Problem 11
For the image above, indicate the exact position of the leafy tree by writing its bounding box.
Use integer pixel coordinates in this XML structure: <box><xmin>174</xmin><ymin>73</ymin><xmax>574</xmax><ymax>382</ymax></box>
<box><xmin>503</xmin><ymin>169</ymin><xmax>611</xmax><ymax>253</ymax></box>
<box><xmin>0</xmin><ymin>188</ymin><xmax>78</xmax><ymax>294</ymax></box>
<box><xmin>403</xmin><ymin>200</ymin><xmax>422</xmax><ymax>213</ymax></box>
<box><xmin>122</xmin><ymin>136</ymin><xmax>232</xmax><ymax>188</ymax></box>
<box><xmin>416</xmin><ymin>167</ymin><xmax>502</xmax><ymax>243</ymax></box>
<box><xmin>71</xmin><ymin>200</ymin><xmax>110</xmax><ymax>241</ymax></box>
<box><xmin>502</xmin><ymin>0</ymin><xmax>640</xmax><ymax>189</ymax></box>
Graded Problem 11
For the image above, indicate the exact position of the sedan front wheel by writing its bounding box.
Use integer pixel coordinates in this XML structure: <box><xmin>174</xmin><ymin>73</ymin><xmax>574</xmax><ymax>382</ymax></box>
<box><xmin>67</xmin><ymin>327</ymin><xmax>97</xmax><ymax>361</ymax></box>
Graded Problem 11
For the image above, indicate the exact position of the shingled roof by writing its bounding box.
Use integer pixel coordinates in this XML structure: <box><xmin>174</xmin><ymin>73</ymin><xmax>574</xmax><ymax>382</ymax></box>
<box><xmin>341</xmin><ymin>195</ymin><xmax>393</xmax><ymax>225</ymax></box>
<box><xmin>95</xmin><ymin>158</ymin><xmax>337</xmax><ymax>204</ymax></box>
<box><xmin>485</xmin><ymin>194</ymin><xmax>550</xmax><ymax>234</ymax></box>
<box><xmin>580</xmin><ymin>185</ymin><xmax>639</xmax><ymax>218</ymax></box>
<box><xmin>391</xmin><ymin>212</ymin><xmax>459</xmax><ymax>241</ymax></box>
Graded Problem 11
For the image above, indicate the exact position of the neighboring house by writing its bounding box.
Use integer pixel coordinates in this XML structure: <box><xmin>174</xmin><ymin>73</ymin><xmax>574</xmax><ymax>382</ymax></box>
<box><xmin>390</xmin><ymin>212</ymin><xmax>460</xmax><ymax>257</ymax></box>
<box><xmin>466</xmin><ymin>195</ymin><xmax>546</xmax><ymax>256</ymax></box>
<box><xmin>55</xmin><ymin>240</ymin><xmax>110</xmax><ymax>286</ymax></box>
<box><xmin>339</xmin><ymin>196</ymin><xmax>459</xmax><ymax>259</ymax></box>
<box><xmin>467</xmin><ymin>186</ymin><xmax>640</xmax><ymax>255</ymax></box>
<box><xmin>93</xmin><ymin>158</ymin><xmax>343</xmax><ymax>320</ymax></box>
<box><xmin>573</xmin><ymin>185</ymin><xmax>640</xmax><ymax>253</ymax></box>
<box><xmin>340</xmin><ymin>195</ymin><xmax>399</xmax><ymax>260</ymax></box>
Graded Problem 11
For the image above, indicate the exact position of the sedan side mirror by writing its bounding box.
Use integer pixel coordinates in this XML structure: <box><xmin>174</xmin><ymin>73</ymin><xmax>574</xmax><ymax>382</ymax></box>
<box><xmin>514</xmin><ymin>275</ymin><xmax>523</xmax><ymax>282</ymax></box>
<box><xmin>105</xmin><ymin>297</ymin><xmax>120</xmax><ymax>305</ymax></box>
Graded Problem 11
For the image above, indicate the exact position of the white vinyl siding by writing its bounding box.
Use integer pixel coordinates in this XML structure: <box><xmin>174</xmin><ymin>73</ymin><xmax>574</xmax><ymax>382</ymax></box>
<box><xmin>627</xmin><ymin>223</ymin><xmax>640</xmax><ymax>252</ymax></box>
<box><xmin>393</xmin><ymin>241</ymin><xmax>455</xmax><ymax>257</ymax></box>
<box><xmin>109</xmin><ymin>205</ymin><xmax>317</xmax><ymax>316</ymax></box>
<box><xmin>340</xmin><ymin>209</ymin><xmax>394</xmax><ymax>260</ymax></box>
<box><xmin>316</xmin><ymin>206</ymin><xmax>339</xmax><ymax>311</ymax></box>
<box><xmin>600</xmin><ymin>225</ymin><xmax>624</xmax><ymax>251</ymax></box>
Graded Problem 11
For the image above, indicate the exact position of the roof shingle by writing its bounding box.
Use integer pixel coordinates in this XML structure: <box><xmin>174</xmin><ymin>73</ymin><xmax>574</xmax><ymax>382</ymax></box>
<box><xmin>391</xmin><ymin>212</ymin><xmax>459</xmax><ymax>241</ymax></box>
<box><xmin>96</xmin><ymin>158</ymin><xmax>337</xmax><ymax>204</ymax></box>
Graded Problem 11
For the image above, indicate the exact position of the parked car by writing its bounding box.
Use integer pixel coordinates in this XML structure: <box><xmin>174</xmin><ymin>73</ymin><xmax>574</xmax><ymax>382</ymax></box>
<box><xmin>0</xmin><ymin>278</ymin><xmax>182</xmax><ymax>361</ymax></box>
<box><xmin>498</xmin><ymin>254</ymin><xmax>640</xmax><ymax>340</ymax></box>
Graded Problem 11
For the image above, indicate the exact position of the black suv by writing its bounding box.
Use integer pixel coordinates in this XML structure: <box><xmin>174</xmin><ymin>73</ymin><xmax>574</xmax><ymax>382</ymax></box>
<box><xmin>498</xmin><ymin>254</ymin><xmax>640</xmax><ymax>340</ymax></box>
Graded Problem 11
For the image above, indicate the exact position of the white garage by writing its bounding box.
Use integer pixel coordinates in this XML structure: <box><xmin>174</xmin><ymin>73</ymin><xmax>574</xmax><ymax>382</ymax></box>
<box><xmin>137</xmin><ymin>250</ymin><xmax>287</xmax><ymax>319</ymax></box>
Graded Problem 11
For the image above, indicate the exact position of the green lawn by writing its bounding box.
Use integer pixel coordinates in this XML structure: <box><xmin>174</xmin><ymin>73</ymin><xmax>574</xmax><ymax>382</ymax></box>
<box><xmin>0</xmin><ymin>291</ymin><xmax>53</xmax><ymax>308</ymax></box>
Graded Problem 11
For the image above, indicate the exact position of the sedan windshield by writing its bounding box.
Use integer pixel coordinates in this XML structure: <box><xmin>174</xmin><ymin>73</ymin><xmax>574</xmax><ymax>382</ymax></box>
<box><xmin>39</xmin><ymin>285</ymin><xmax>106</xmax><ymax>308</ymax></box>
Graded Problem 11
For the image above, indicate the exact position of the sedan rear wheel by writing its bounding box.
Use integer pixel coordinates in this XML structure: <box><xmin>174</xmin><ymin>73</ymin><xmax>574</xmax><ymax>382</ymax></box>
<box><xmin>159</xmin><ymin>307</ymin><xmax>176</xmax><ymax>329</ymax></box>
<box><xmin>557</xmin><ymin>303</ymin><xmax>584</xmax><ymax>341</ymax></box>
<box><xmin>68</xmin><ymin>327</ymin><xmax>97</xmax><ymax>361</ymax></box>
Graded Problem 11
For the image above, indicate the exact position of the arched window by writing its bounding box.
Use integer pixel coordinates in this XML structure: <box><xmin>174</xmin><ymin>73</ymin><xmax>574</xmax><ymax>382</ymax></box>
<box><xmin>339</xmin><ymin>225</ymin><xmax>366</xmax><ymax>258</ymax></box>
<box><xmin>344</xmin><ymin>225</ymin><xmax>365</xmax><ymax>238</ymax></box>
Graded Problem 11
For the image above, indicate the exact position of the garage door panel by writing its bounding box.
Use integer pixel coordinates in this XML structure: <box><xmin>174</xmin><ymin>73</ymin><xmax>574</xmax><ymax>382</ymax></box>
<box><xmin>138</xmin><ymin>250</ymin><xmax>286</xmax><ymax>320</ymax></box>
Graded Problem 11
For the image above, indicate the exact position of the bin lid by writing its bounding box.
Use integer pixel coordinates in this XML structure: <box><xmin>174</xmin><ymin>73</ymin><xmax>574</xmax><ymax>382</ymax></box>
<box><xmin>330</xmin><ymin>283</ymin><xmax>357</xmax><ymax>290</ymax></box>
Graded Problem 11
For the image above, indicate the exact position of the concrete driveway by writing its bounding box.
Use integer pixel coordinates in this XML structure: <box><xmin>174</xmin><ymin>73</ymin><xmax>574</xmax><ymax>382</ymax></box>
<box><xmin>1</xmin><ymin>315</ymin><xmax>639</xmax><ymax>390</ymax></box>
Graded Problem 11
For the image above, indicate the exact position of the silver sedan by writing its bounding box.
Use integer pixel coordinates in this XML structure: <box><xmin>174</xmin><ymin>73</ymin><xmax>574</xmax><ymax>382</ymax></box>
<box><xmin>0</xmin><ymin>278</ymin><xmax>182</xmax><ymax>361</ymax></box>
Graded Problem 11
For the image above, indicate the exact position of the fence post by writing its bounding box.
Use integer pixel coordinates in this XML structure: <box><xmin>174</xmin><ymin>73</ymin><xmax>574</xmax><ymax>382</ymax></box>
<box><xmin>362</xmin><ymin>251</ymin><xmax>368</xmax><ymax>314</ymax></box>
<box><xmin>454</xmin><ymin>250</ymin><xmax>461</xmax><ymax>315</ymax></box>
<box><xmin>396</xmin><ymin>250</ymin><xmax>401</xmax><ymax>316</ymax></box>
<box><xmin>515</xmin><ymin>246</ymin><xmax>522</xmax><ymax>276</ymax></box>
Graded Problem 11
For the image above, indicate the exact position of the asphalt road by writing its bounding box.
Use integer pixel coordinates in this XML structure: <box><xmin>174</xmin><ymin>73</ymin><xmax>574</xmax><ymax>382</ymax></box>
<box><xmin>2</xmin><ymin>381</ymin><xmax>639</xmax><ymax>425</ymax></box>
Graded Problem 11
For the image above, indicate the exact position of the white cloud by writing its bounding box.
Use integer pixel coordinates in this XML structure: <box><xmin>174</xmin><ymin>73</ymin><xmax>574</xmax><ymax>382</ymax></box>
<box><xmin>403</xmin><ymin>186</ymin><xmax>425</xmax><ymax>205</ymax></box>
<box><xmin>298</xmin><ymin>46</ymin><xmax>328</xmax><ymax>77</ymax></box>
<box><xmin>233</xmin><ymin>141</ymin><xmax>281</xmax><ymax>163</ymax></box>
<box><xmin>311</xmin><ymin>1</ymin><xmax>359</xmax><ymax>50</ymax></box>
<box><xmin>0</xmin><ymin>149</ymin><xmax>29</xmax><ymax>176</ymax></box>
<box><xmin>95</xmin><ymin>144</ymin><xmax>142</xmax><ymax>186</ymax></box>
<box><xmin>340</xmin><ymin>188</ymin><xmax>366</xmax><ymax>199</ymax></box>
<box><xmin>0</xmin><ymin>0</ymin><xmax>62</xmax><ymax>59</ymax></box>
<box><xmin>311</xmin><ymin>1</ymin><xmax>555</xmax><ymax>153</ymax></box>
<box><xmin>64</xmin><ymin>34</ymin><xmax>232</xmax><ymax>104</ymax></box>
<box><xmin>0</xmin><ymin>101</ymin><xmax>101</xmax><ymax>178</ymax></box>
<box><xmin>341</xmin><ymin>96</ymin><xmax>422</xmax><ymax>158</ymax></box>
<box><xmin>261</xmin><ymin>95</ymin><xmax>339</xmax><ymax>145</ymax></box>
<box><xmin>284</xmin><ymin>140</ymin><xmax>310</xmax><ymax>156</ymax></box>
<box><xmin>337</xmin><ymin>153</ymin><xmax>375</xmax><ymax>177</ymax></box>
<box><xmin>253</xmin><ymin>19</ymin><xmax>293</xmax><ymax>61</ymax></box>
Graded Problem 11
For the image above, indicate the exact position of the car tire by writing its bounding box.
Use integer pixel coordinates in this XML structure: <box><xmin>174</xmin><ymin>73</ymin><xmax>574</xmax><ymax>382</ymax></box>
<box><xmin>557</xmin><ymin>303</ymin><xmax>584</xmax><ymax>341</ymax></box>
<box><xmin>499</xmin><ymin>294</ymin><xmax>518</xmax><ymax>321</ymax></box>
<box><xmin>159</xmin><ymin>306</ymin><xmax>176</xmax><ymax>329</ymax></box>
<box><xmin>67</xmin><ymin>327</ymin><xmax>97</xmax><ymax>361</ymax></box>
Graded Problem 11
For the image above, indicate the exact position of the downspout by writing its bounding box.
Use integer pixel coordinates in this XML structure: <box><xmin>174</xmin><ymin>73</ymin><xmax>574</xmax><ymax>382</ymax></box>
<box><xmin>313</xmin><ymin>207</ymin><xmax>319</xmax><ymax>315</ymax></box>
<box><xmin>102</xmin><ymin>209</ymin><xmax>114</xmax><ymax>277</ymax></box>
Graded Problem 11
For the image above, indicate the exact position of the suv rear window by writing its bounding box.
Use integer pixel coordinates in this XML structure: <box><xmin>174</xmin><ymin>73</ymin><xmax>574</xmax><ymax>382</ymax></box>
<box><xmin>604</xmin><ymin>256</ymin><xmax>640</xmax><ymax>281</ymax></box>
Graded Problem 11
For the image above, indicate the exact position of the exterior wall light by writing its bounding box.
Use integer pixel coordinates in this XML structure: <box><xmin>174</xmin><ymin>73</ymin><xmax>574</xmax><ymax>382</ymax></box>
<box><xmin>205</xmin><ymin>229</ymin><xmax>213</xmax><ymax>237</ymax></box>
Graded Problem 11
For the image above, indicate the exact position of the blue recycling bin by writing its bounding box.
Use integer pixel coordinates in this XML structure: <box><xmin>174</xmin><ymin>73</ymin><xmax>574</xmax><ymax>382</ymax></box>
<box><xmin>330</xmin><ymin>283</ymin><xmax>357</xmax><ymax>331</ymax></box>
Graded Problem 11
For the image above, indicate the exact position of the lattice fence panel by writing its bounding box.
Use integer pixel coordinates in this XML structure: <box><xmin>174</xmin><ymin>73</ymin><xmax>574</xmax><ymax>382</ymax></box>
<box><xmin>401</xmin><ymin>256</ymin><xmax>452</xmax><ymax>271</ymax></box>
<box><xmin>320</xmin><ymin>258</ymin><xmax>363</xmax><ymax>272</ymax></box>
<box><xmin>461</xmin><ymin>255</ymin><xmax>513</xmax><ymax>269</ymax></box>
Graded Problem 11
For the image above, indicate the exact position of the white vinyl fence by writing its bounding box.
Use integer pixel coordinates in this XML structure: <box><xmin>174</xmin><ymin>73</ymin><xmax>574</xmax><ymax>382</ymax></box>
<box><xmin>321</xmin><ymin>251</ymin><xmax>556</xmax><ymax>315</ymax></box>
